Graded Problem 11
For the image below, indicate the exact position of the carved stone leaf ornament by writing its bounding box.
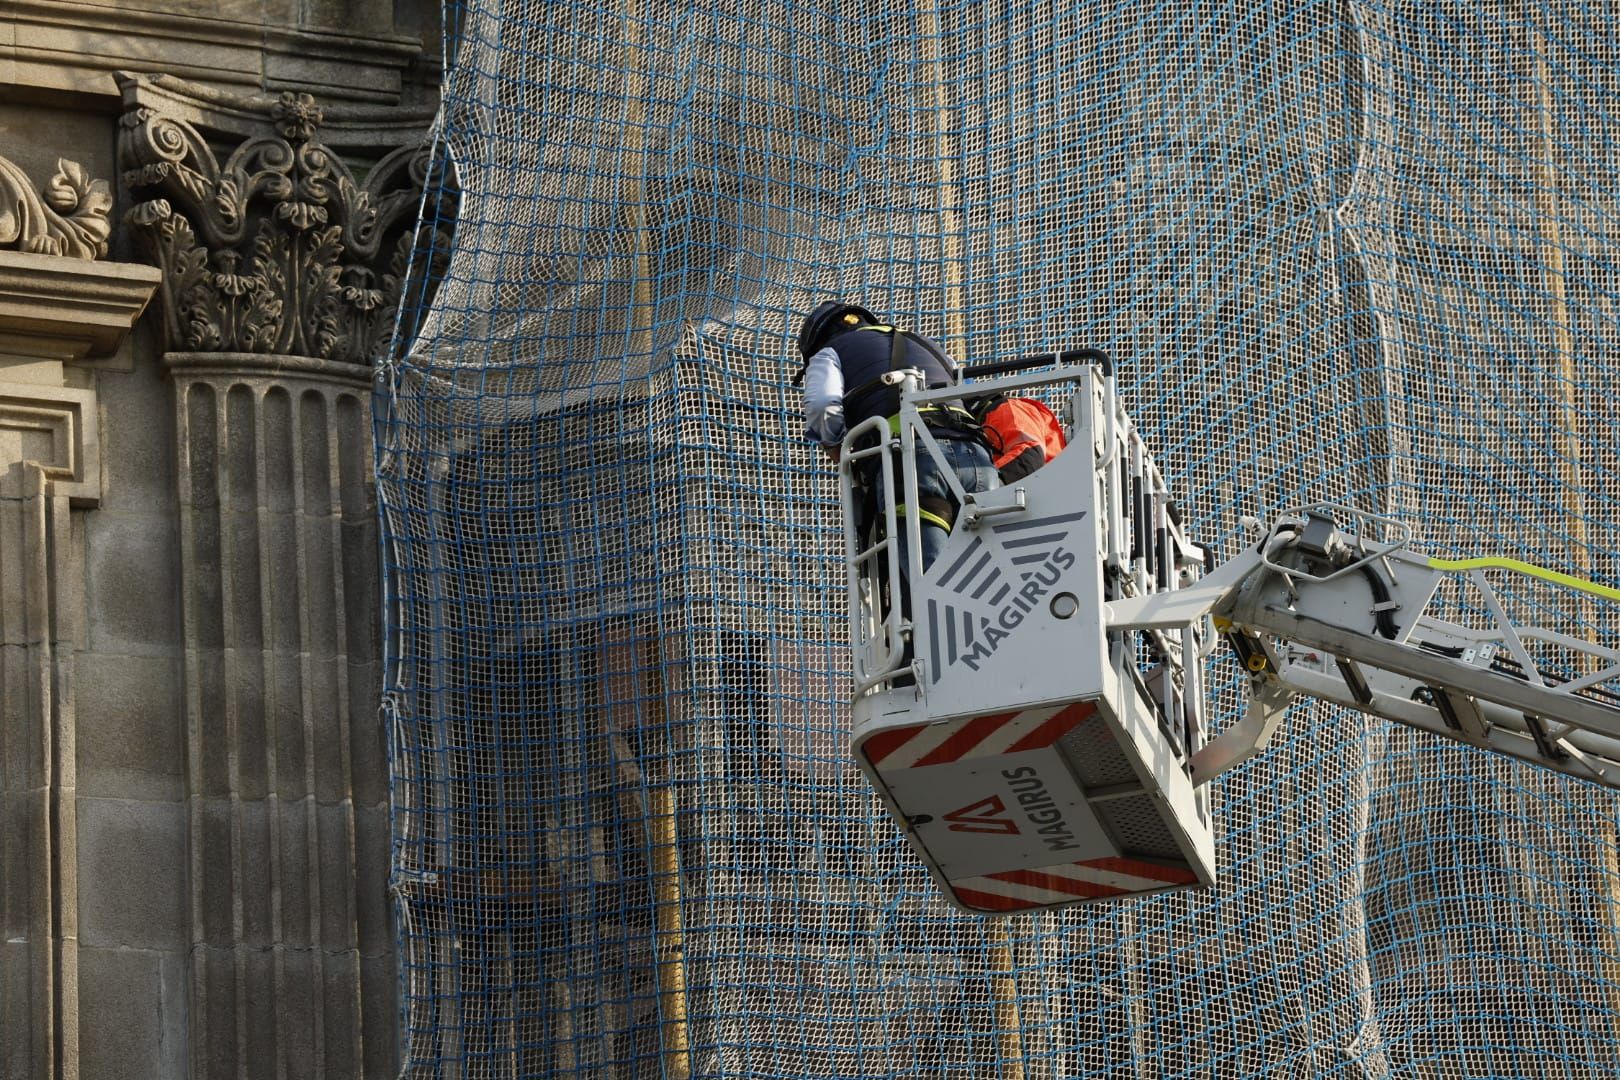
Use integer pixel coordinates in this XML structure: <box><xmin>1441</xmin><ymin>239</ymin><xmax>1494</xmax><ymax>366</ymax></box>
<box><xmin>119</xmin><ymin>81</ymin><xmax>454</xmax><ymax>364</ymax></box>
<box><xmin>0</xmin><ymin>156</ymin><xmax>115</xmax><ymax>259</ymax></box>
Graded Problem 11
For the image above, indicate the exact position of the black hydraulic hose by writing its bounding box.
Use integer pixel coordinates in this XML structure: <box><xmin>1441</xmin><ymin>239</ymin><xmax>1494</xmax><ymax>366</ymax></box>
<box><xmin>1359</xmin><ymin>563</ymin><xmax>1400</xmax><ymax>639</ymax></box>
<box><xmin>963</xmin><ymin>347</ymin><xmax>1114</xmax><ymax>378</ymax></box>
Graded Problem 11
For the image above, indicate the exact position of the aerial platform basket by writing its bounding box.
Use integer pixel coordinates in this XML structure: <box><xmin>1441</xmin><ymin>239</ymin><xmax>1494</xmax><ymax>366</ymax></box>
<box><xmin>840</xmin><ymin>355</ymin><xmax>1216</xmax><ymax>915</ymax></box>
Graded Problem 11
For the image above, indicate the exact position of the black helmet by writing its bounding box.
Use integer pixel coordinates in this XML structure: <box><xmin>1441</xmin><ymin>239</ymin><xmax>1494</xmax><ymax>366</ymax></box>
<box><xmin>797</xmin><ymin>301</ymin><xmax>877</xmax><ymax>359</ymax></box>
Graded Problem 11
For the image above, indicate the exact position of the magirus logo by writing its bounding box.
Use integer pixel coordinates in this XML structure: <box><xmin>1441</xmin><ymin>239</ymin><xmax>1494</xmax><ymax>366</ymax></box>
<box><xmin>943</xmin><ymin>795</ymin><xmax>1019</xmax><ymax>835</ymax></box>
<box><xmin>924</xmin><ymin>511</ymin><xmax>1086</xmax><ymax>681</ymax></box>
<box><xmin>941</xmin><ymin>771</ymin><xmax>1083</xmax><ymax>851</ymax></box>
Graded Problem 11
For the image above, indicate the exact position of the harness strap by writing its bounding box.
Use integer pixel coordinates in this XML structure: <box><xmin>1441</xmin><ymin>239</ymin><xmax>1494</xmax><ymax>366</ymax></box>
<box><xmin>895</xmin><ymin>501</ymin><xmax>955</xmax><ymax>532</ymax></box>
<box><xmin>886</xmin><ymin>404</ymin><xmax>978</xmax><ymax>436</ymax></box>
<box><xmin>841</xmin><ymin>325</ymin><xmax>906</xmax><ymax>403</ymax></box>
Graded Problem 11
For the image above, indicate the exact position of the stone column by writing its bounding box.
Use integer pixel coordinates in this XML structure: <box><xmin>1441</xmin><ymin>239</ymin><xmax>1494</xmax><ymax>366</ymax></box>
<box><xmin>165</xmin><ymin>351</ymin><xmax>387</xmax><ymax>1077</ymax></box>
<box><xmin>117</xmin><ymin>73</ymin><xmax>448</xmax><ymax>1078</ymax></box>
<box><xmin>0</xmin><ymin>159</ymin><xmax>161</xmax><ymax>1080</ymax></box>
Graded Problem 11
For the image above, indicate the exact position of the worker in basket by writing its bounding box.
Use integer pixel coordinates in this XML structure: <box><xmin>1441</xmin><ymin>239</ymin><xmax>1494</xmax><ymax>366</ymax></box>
<box><xmin>794</xmin><ymin>301</ymin><xmax>999</xmax><ymax>596</ymax></box>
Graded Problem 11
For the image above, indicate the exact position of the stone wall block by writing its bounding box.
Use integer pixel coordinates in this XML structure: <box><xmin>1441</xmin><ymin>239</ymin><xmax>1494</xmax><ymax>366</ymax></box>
<box><xmin>321</xmin><ymin>956</ymin><xmax>362</xmax><ymax>1080</ymax></box>
<box><xmin>75</xmin><ymin>651</ymin><xmax>184</xmax><ymax>800</ymax></box>
<box><xmin>3</xmin><ymin>940</ymin><xmax>37</xmax><ymax>1076</ymax></box>
<box><xmin>237</xmin><ymin>797</ymin><xmax>275</xmax><ymax>945</ymax></box>
<box><xmin>76</xmin><ymin>796</ymin><xmax>186</xmax><ymax>950</ymax></box>
<box><xmin>83</xmin><ymin>510</ymin><xmax>182</xmax><ymax>655</ymax></box>
<box><xmin>317</xmin><ymin>798</ymin><xmax>359</xmax><ymax>950</ymax></box>
<box><xmin>270</xmin><ymin>651</ymin><xmax>309</xmax><ymax>798</ymax></box>
<box><xmin>94</xmin><ymin>346</ymin><xmax>176</xmax><ymax>512</ymax></box>
<box><xmin>0</xmin><ymin>506</ymin><xmax>28</xmax><ymax>644</ymax></box>
<box><xmin>277</xmin><ymin>946</ymin><xmax>320</xmax><ymax>1078</ymax></box>
<box><xmin>361</xmin><ymin>951</ymin><xmax>399</xmax><ymax>1078</ymax></box>
<box><xmin>353</xmin><ymin>802</ymin><xmax>393</xmax><ymax>955</ymax></box>
<box><xmin>52</xmin><ymin>501</ymin><xmax>87</xmax><ymax>650</ymax></box>
<box><xmin>194</xmin><ymin>796</ymin><xmax>236</xmax><ymax>946</ymax></box>
<box><xmin>243</xmin><ymin>945</ymin><xmax>280</xmax><ymax>1080</ymax></box>
<box><xmin>349</xmin><ymin>657</ymin><xmax>388</xmax><ymax>806</ymax></box>
<box><xmin>0</xmin><ymin>646</ymin><xmax>41</xmax><ymax>790</ymax></box>
<box><xmin>194</xmin><ymin>946</ymin><xmax>239</xmax><ymax>1078</ymax></box>
<box><xmin>310</xmin><ymin>657</ymin><xmax>346</xmax><ymax>802</ymax></box>
<box><xmin>276</xmin><ymin>796</ymin><xmax>314</xmax><ymax>944</ymax></box>
<box><xmin>76</xmin><ymin>946</ymin><xmax>168</xmax><ymax>1080</ymax></box>
<box><xmin>0</xmin><ymin>788</ymin><xmax>44</xmax><ymax>937</ymax></box>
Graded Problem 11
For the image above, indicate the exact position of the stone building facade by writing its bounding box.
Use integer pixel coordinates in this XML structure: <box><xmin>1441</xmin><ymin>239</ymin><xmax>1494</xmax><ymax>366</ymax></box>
<box><xmin>1</xmin><ymin>3</ymin><xmax>442</xmax><ymax>1076</ymax></box>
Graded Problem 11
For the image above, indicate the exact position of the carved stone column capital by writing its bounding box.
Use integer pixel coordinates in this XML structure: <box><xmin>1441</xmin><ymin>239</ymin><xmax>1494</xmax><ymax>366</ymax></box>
<box><xmin>117</xmin><ymin>73</ymin><xmax>453</xmax><ymax>370</ymax></box>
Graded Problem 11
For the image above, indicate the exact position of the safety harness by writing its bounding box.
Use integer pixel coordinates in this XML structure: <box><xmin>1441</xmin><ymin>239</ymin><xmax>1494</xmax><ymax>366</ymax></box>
<box><xmin>795</xmin><ymin>321</ymin><xmax>989</xmax><ymax>538</ymax></box>
<box><xmin>844</xmin><ymin>326</ymin><xmax>986</xmax><ymax>535</ymax></box>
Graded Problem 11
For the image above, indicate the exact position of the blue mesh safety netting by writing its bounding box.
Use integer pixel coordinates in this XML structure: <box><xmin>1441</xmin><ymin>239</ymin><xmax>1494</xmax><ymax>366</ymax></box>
<box><xmin>377</xmin><ymin>2</ymin><xmax>1620</xmax><ymax>1075</ymax></box>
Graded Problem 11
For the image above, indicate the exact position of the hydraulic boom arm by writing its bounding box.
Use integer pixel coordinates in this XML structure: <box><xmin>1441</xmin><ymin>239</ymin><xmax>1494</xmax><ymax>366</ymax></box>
<box><xmin>1107</xmin><ymin>505</ymin><xmax>1620</xmax><ymax>789</ymax></box>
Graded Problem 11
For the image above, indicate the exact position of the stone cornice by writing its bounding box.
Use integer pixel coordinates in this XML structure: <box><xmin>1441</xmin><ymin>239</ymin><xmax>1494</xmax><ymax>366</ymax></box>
<box><xmin>0</xmin><ymin>250</ymin><xmax>162</xmax><ymax>362</ymax></box>
<box><xmin>4</xmin><ymin>0</ymin><xmax>435</xmax><ymax>106</ymax></box>
<box><xmin>116</xmin><ymin>72</ymin><xmax>437</xmax><ymax>152</ymax></box>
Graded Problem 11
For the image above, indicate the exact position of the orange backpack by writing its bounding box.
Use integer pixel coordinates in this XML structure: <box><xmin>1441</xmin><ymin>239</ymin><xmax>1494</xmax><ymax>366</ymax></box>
<box><xmin>978</xmin><ymin>395</ymin><xmax>1067</xmax><ymax>481</ymax></box>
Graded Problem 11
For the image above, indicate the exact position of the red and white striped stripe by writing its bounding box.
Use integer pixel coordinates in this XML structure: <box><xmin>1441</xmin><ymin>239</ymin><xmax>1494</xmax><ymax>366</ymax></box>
<box><xmin>951</xmin><ymin>856</ymin><xmax>1201</xmax><ymax>912</ymax></box>
<box><xmin>860</xmin><ymin>701</ymin><xmax>1096</xmax><ymax>772</ymax></box>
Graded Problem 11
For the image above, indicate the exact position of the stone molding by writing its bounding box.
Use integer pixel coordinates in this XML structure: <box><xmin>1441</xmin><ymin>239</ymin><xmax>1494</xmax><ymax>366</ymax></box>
<box><xmin>0</xmin><ymin>381</ymin><xmax>100</xmax><ymax>506</ymax></box>
<box><xmin>118</xmin><ymin>73</ymin><xmax>452</xmax><ymax>369</ymax></box>
<box><xmin>0</xmin><ymin>238</ymin><xmax>156</xmax><ymax>1080</ymax></box>
<box><xmin>0</xmin><ymin>250</ymin><xmax>162</xmax><ymax>362</ymax></box>
<box><xmin>5</xmin><ymin>0</ymin><xmax>436</xmax><ymax>106</ymax></box>
<box><xmin>163</xmin><ymin>350</ymin><xmax>374</xmax><ymax>390</ymax></box>
<box><xmin>0</xmin><ymin>156</ymin><xmax>113</xmax><ymax>260</ymax></box>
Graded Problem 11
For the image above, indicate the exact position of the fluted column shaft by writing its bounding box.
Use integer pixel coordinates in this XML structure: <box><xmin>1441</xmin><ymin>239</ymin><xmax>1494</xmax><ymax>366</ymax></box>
<box><xmin>167</xmin><ymin>352</ymin><xmax>389</xmax><ymax>1079</ymax></box>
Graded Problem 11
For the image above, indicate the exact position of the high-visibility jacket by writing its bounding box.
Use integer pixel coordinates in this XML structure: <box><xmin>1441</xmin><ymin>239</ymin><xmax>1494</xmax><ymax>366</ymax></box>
<box><xmin>977</xmin><ymin>395</ymin><xmax>1067</xmax><ymax>481</ymax></box>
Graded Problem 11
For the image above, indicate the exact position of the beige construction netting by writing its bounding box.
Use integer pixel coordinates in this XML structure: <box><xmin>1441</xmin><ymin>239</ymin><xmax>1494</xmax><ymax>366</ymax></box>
<box><xmin>378</xmin><ymin>2</ymin><xmax>1620</xmax><ymax>1075</ymax></box>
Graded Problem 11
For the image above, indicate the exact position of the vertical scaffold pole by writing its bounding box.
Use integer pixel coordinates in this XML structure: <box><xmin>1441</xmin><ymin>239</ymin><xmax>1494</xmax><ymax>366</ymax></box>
<box><xmin>920</xmin><ymin>0</ymin><xmax>968</xmax><ymax>351</ymax></box>
<box><xmin>620</xmin><ymin>0</ymin><xmax>655</xmax><ymax>362</ymax></box>
<box><xmin>986</xmin><ymin>923</ymin><xmax>1026</xmax><ymax>1080</ymax></box>
<box><xmin>1531</xmin><ymin>47</ymin><xmax>1591</xmax><ymax>637</ymax></box>
<box><xmin>647</xmin><ymin>784</ymin><xmax>693</xmax><ymax>1079</ymax></box>
<box><xmin>611</xmin><ymin>2</ymin><xmax>689</xmax><ymax>1067</ymax></box>
<box><xmin>1533</xmin><ymin>34</ymin><xmax>1620</xmax><ymax>1053</ymax></box>
<box><xmin>643</xmin><ymin>644</ymin><xmax>692</xmax><ymax>1079</ymax></box>
<box><xmin>602</xmin><ymin>619</ymin><xmax>692</xmax><ymax>1079</ymax></box>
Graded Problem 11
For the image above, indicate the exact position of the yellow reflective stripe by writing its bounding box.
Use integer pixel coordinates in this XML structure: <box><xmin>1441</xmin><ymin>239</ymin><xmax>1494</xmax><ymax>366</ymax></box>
<box><xmin>894</xmin><ymin>504</ymin><xmax>952</xmax><ymax>531</ymax></box>
<box><xmin>887</xmin><ymin>405</ymin><xmax>975</xmax><ymax>435</ymax></box>
<box><xmin>1426</xmin><ymin>556</ymin><xmax>1620</xmax><ymax>604</ymax></box>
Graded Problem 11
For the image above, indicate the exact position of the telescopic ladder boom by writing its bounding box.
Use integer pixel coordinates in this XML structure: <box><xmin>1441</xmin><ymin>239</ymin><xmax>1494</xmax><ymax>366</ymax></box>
<box><xmin>1111</xmin><ymin>505</ymin><xmax>1620</xmax><ymax>790</ymax></box>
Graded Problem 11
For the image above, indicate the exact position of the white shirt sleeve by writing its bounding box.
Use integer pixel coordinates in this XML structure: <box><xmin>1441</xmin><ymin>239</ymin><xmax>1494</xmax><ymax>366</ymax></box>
<box><xmin>801</xmin><ymin>345</ymin><xmax>846</xmax><ymax>446</ymax></box>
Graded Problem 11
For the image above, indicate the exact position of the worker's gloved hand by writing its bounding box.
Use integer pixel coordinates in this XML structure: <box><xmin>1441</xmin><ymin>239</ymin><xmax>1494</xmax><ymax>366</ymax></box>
<box><xmin>823</xmin><ymin>445</ymin><xmax>841</xmax><ymax>464</ymax></box>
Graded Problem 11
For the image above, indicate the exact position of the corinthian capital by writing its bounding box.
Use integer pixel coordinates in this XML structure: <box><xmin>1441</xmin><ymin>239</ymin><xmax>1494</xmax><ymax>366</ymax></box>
<box><xmin>116</xmin><ymin>72</ymin><xmax>453</xmax><ymax>365</ymax></box>
<box><xmin>0</xmin><ymin>156</ymin><xmax>115</xmax><ymax>260</ymax></box>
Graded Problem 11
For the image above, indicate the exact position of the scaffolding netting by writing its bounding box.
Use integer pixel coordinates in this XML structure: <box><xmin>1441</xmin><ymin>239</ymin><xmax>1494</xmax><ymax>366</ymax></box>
<box><xmin>377</xmin><ymin>1</ymin><xmax>1620</xmax><ymax>1075</ymax></box>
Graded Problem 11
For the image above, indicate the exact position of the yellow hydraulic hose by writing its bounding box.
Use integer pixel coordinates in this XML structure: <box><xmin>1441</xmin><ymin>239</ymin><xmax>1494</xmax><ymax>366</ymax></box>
<box><xmin>1426</xmin><ymin>556</ymin><xmax>1620</xmax><ymax>605</ymax></box>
